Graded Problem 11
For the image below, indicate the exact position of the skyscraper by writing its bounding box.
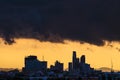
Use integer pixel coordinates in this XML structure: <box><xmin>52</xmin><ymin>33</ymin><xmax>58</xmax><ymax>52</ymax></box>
<box><xmin>81</xmin><ymin>55</ymin><xmax>85</xmax><ymax>63</ymax></box>
<box><xmin>68</xmin><ymin>62</ymin><xmax>72</xmax><ymax>72</ymax></box>
<box><xmin>72</xmin><ymin>51</ymin><xmax>77</xmax><ymax>70</ymax></box>
<box><xmin>69</xmin><ymin>51</ymin><xmax>93</xmax><ymax>74</ymax></box>
<box><xmin>22</xmin><ymin>55</ymin><xmax>47</xmax><ymax>73</ymax></box>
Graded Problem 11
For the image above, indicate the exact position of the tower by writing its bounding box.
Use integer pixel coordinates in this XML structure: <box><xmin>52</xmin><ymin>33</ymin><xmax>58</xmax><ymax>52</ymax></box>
<box><xmin>72</xmin><ymin>51</ymin><xmax>77</xmax><ymax>70</ymax></box>
<box><xmin>81</xmin><ymin>55</ymin><xmax>85</xmax><ymax>63</ymax></box>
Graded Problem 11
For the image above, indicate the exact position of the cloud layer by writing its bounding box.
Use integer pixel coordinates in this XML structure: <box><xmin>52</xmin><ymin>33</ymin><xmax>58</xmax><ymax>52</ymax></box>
<box><xmin>0</xmin><ymin>0</ymin><xmax>120</xmax><ymax>45</ymax></box>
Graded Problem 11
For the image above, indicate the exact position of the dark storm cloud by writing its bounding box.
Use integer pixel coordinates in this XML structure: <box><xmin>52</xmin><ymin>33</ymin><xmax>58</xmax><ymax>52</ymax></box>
<box><xmin>0</xmin><ymin>0</ymin><xmax>120</xmax><ymax>45</ymax></box>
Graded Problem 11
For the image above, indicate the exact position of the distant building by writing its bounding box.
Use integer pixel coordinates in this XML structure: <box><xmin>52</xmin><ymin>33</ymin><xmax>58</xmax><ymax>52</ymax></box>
<box><xmin>68</xmin><ymin>51</ymin><xmax>94</xmax><ymax>74</ymax></box>
<box><xmin>81</xmin><ymin>55</ymin><xmax>85</xmax><ymax>63</ymax></box>
<box><xmin>22</xmin><ymin>55</ymin><xmax>47</xmax><ymax>73</ymax></box>
<box><xmin>68</xmin><ymin>62</ymin><xmax>72</xmax><ymax>72</ymax></box>
<box><xmin>50</xmin><ymin>60</ymin><xmax>63</xmax><ymax>73</ymax></box>
<box><xmin>72</xmin><ymin>51</ymin><xmax>77</xmax><ymax>70</ymax></box>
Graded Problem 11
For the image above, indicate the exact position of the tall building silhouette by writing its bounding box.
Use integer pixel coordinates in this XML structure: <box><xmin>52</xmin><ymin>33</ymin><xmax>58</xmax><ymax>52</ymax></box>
<box><xmin>50</xmin><ymin>60</ymin><xmax>63</xmax><ymax>72</ymax></box>
<box><xmin>22</xmin><ymin>55</ymin><xmax>47</xmax><ymax>73</ymax></box>
<box><xmin>72</xmin><ymin>51</ymin><xmax>77</xmax><ymax>70</ymax></box>
<box><xmin>81</xmin><ymin>55</ymin><xmax>85</xmax><ymax>63</ymax></box>
<box><xmin>68</xmin><ymin>62</ymin><xmax>72</xmax><ymax>72</ymax></box>
<box><xmin>69</xmin><ymin>51</ymin><xmax>93</xmax><ymax>74</ymax></box>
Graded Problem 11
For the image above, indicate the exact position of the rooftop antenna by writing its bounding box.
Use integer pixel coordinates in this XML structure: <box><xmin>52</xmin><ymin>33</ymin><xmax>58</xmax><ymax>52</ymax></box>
<box><xmin>42</xmin><ymin>56</ymin><xmax>44</xmax><ymax>61</ymax></box>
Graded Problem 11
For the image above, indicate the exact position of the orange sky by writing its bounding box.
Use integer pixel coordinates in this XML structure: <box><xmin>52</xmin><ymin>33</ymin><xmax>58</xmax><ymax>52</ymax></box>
<box><xmin>0</xmin><ymin>38</ymin><xmax>120</xmax><ymax>70</ymax></box>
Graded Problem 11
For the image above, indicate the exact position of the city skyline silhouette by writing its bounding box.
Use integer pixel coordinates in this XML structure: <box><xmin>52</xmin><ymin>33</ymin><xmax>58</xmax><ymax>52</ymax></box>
<box><xmin>0</xmin><ymin>1</ymin><xmax>120</xmax><ymax>79</ymax></box>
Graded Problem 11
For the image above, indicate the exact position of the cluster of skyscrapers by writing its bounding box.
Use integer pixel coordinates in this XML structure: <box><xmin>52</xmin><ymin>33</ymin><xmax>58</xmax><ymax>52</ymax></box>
<box><xmin>69</xmin><ymin>51</ymin><xmax>94</xmax><ymax>74</ymax></box>
<box><xmin>22</xmin><ymin>51</ymin><xmax>94</xmax><ymax>75</ymax></box>
<box><xmin>2</xmin><ymin>51</ymin><xmax>120</xmax><ymax>79</ymax></box>
<box><xmin>22</xmin><ymin>55</ymin><xmax>64</xmax><ymax>74</ymax></box>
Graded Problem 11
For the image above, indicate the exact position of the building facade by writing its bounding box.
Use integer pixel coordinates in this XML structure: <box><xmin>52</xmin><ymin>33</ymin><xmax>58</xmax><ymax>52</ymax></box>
<box><xmin>22</xmin><ymin>55</ymin><xmax>47</xmax><ymax>73</ymax></box>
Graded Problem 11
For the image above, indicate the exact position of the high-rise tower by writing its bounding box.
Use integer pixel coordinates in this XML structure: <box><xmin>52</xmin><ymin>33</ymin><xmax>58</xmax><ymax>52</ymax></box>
<box><xmin>81</xmin><ymin>55</ymin><xmax>85</xmax><ymax>63</ymax></box>
<box><xmin>72</xmin><ymin>51</ymin><xmax>77</xmax><ymax>70</ymax></box>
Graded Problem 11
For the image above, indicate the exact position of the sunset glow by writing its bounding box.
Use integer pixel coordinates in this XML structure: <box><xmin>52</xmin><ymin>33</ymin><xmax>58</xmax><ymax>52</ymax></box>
<box><xmin>0</xmin><ymin>38</ymin><xmax>120</xmax><ymax>70</ymax></box>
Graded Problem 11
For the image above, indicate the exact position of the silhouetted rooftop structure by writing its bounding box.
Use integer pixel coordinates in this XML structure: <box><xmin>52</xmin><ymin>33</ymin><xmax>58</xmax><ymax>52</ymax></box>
<box><xmin>50</xmin><ymin>60</ymin><xmax>63</xmax><ymax>73</ymax></box>
<box><xmin>22</xmin><ymin>55</ymin><xmax>47</xmax><ymax>73</ymax></box>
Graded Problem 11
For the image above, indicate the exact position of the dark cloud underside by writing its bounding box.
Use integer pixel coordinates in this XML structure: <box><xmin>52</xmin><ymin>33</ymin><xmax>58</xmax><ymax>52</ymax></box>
<box><xmin>0</xmin><ymin>0</ymin><xmax>120</xmax><ymax>45</ymax></box>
